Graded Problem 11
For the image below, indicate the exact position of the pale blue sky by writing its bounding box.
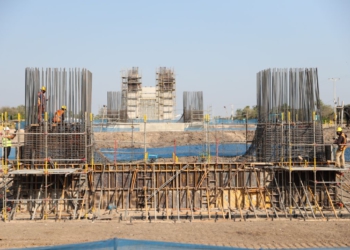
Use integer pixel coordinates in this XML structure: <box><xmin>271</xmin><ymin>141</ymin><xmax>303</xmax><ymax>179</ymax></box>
<box><xmin>0</xmin><ymin>0</ymin><xmax>349</xmax><ymax>116</ymax></box>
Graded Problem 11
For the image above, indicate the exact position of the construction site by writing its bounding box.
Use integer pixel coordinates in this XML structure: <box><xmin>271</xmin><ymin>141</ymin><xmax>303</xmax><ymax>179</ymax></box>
<box><xmin>1</xmin><ymin>67</ymin><xmax>350</xmax><ymax>249</ymax></box>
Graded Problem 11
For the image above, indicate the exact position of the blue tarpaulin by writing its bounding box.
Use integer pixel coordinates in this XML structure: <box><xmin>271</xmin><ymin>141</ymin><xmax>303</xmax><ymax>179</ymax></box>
<box><xmin>100</xmin><ymin>143</ymin><xmax>249</xmax><ymax>162</ymax></box>
<box><xmin>11</xmin><ymin>238</ymin><xmax>350</xmax><ymax>250</ymax></box>
<box><xmin>11</xmin><ymin>238</ymin><xmax>251</xmax><ymax>250</ymax></box>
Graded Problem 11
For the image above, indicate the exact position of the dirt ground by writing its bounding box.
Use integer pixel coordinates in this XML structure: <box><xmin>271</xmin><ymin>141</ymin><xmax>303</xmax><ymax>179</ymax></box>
<box><xmin>93</xmin><ymin>130</ymin><xmax>256</xmax><ymax>149</ymax></box>
<box><xmin>93</xmin><ymin>126</ymin><xmax>349</xmax><ymax>149</ymax></box>
<box><xmin>0</xmin><ymin>219</ymin><xmax>350</xmax><ymax>249</ymax></box>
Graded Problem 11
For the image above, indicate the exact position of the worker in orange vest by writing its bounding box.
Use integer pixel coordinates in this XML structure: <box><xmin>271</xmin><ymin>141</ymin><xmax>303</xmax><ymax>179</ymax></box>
<box><xmin>53</xmin><ymin>105</ymin><xmax>67</xmax><ymax>123</ymax></box>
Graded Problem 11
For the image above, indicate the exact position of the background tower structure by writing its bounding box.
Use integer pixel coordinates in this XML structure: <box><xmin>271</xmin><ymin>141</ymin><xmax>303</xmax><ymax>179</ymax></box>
<box><xmin>183</xmin><ymin>91</ymin><xmax>204</xmax><ymax>123</ymax></box>
<box><xmin>139</xmin><ymin>86</ymin><xmax>157</xmax><ymax>120</ymax></box>
<box><xmin>156</xmin><ymin>67</ymin><xmax>176</xmax><ymax>120</ymax></box>
<box><xmin>245</xmin><ymin>68</ymin><xmax>325</xmax><ymax>162</ymax></box>
<box><xmin>121</xmin><ymin>67</ymin><xmax>142</xmax><ymax>121</ymax></box>
<box><xmin>107</xmin><ymin>91</ymin><xmax>122</xmax><ymax>122</ymax></box>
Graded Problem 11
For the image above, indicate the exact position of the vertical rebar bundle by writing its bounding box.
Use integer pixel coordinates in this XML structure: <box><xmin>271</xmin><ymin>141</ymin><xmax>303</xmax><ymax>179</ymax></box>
<box><xmin>23</xmin><ymin>67</ymin><xmax>93</xmax><ymax>164</ymax></box>
<box><xmin>256</xmin><ymin>68</ymin><xmax>320</xmax><ymax>123</ymax></box>
<box><xmin>246</xmin><ymin>68</ymin><xmax>325</xmax><ymax>162</ymax></box>
<box><xmin>25</xmin><ymin>68</ymin><xmax>92</xmax><ymax>125</ymax></box>
<box><xmin>107</xmin><ymin>91</ymin><xmax>122</xmax><ymax>121</ymax></box>
<box><xmin>183</xmin><ymin>91</ymin><xmax>204</xmax><ymax>122</ymax></box>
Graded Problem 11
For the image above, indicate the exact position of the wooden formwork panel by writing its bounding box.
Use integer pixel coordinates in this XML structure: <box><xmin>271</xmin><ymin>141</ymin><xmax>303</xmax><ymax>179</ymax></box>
<box><xmin>5</xmin><ymin>163</ymin><xmax>339</xmax><ymax>220</ymax></box>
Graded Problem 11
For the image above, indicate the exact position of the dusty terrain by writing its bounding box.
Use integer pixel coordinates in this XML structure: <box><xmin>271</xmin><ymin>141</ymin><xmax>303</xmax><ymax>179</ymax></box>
<box><xmin>94</xmin><ymin>130</ymin><xmax>256</xmax><ymax>149</ymax></box>
<box><xmin>94</xmin><ymin>126</ymin><xmax>349</xmax><ymax>149</ymax></box>
<box><xmin>1</xmin><ymin>219</ymin><xmax>350</xmax><ymax>249</ymax></box>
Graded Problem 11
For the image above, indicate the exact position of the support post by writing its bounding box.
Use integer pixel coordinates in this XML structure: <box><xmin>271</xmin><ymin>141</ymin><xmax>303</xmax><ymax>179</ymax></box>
<box><xmin>313</xmin><ymin>111</ymin><xmax>317</xmax><ymax>203</ymax></box>
<box><xmin>153</xmin><ymin>164</ymin><xmax>157</xmax><ymax>221</ymax></box>
<box><xmin>44</xmin><ymin>112</ymin><xmax>48</xmax><ymax>220</ymax></box>
<box><xmin>216</xmin><ymin>139</ymin><xmax>218</xmax><ymax>164</ymax></box>
<box><xmin>114</xmin><ymin>140</ymin><xmax>117</xmax><ymax>165</ymax></box>
<box><xmin>17</xmin><ymin>113</ymin><xmax>21</xmax><ymax>170</ymax></box>
<box><xmin>144</xmin><ymin>115</ymin><xmax>147</xmax><ymax>163</ymax></box>
<box><xmin>288</xmin><ymin>111</ymin><xmax>292</xmax><ymax>214</ymax></box>
<box><xmin>176</xmin><ymin>168</ymin><xmax>180</xmax><ymax>221</ymax></box>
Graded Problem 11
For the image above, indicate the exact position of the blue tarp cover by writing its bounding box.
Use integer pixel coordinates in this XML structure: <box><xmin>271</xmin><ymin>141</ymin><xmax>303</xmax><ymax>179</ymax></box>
<box><xmin>11</xmin><ymin>238</ymin><xmax>251</xmax><ymax>250</ymax></box>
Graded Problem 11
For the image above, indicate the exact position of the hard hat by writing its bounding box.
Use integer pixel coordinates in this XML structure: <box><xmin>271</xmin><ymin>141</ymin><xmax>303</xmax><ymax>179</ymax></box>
<box><xmin>61</xmin><ymin>105</ymin><xmax>67</xmax><ymax>110</ymax></box>
<box><xmin>3</xmin><ymin>127</ymin><xmax>10</xmax><ymax>131</ymax></box>
<box><xmin>337</xmin><ymin>127</ymin><xmax>342</xmax><ymax>132</ymax></box>
<box><xmin>41</xmin><ymin>86</ymin><xmax>46</xmax><ymax>91</ymax></box>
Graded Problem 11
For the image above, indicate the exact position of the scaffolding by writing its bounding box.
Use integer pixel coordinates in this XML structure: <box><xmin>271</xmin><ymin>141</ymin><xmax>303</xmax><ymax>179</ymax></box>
<box><xmin>121</xmin><ymin>67</ymin><xmax>142</xmax><ymax>121</ymax></box>
<box><xmin>0</xmin><ymin>67</ymin><xmax>93</xmax><ymax>221</ymax></box>
<box><xmin>156</xmin><ymin>67</ymin><xmax>176</xmax><ymax>120</ymax></box>
<box><xmin>2</xmin><ymin>161</ymin><xmax>348</xmax><ymax>221</ymax></box>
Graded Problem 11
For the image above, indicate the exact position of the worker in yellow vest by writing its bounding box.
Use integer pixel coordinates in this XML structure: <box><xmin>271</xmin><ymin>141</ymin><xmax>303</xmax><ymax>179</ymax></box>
<box><xmin>334</xmin><ymin>127</ymin><xmax>347</xmax><ymax>168</ymax></box>
<box><xmin>53</xmin><ymin>105</ymin><xmax>67</xmax><ymax>123</ymax></box>
<box><xmin>1</xmin><ymin>127</ymin><xmax>16</xmax><ymax>165</ymax></box>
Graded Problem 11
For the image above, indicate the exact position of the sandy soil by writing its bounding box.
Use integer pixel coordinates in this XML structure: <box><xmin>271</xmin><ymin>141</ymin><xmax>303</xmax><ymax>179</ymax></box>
<box><xmin>323</xmin><ymin>126</ymin><xmax>350</xmax><ymax>144</ymax></box>
<box><xmin>93</xmin><ymin>126</ymin><xmax>349</xmax><ymax>149</ymax></box>
<box><xmin>1</xmin><ymin>219</ymin><xmax>350</xmax><ymax>249</ymax></box>
<box><xmin>93</xmin><ymin>130</ymin><xmax>255</xmax><ymax>149</ymax></box>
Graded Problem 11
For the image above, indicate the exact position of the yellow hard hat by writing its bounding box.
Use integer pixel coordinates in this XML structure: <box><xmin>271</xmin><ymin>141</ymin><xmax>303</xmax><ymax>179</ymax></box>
<box><xmin>61</xmin><ymin>105</ymin><xmax>67</xmax><ymax>110</ymax></box>
<box><xmin>337</xmin><ymin>127</ymin><xmax>342</xmax><ymax>132</ymax></box>
<box><xmin>41</xmin><ymin>86</ymin><xmax>46</xmax><ymax>91</ymax></box>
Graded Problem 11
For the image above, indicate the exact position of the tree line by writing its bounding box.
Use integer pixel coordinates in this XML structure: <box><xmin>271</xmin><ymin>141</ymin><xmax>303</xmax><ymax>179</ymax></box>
<box><xmin>0</xmin><ymin>102</ymin><xmax>345</xmax><ymax>123</ymax></box>
<box><xmin>234</xmin><ymin>100</ymin><xmax>338</xmax><ymax>122</ymax></box>
<box><xmin>0</xmin><ymin>105</ymin><xmax>25</xmax><ymax>120</ymax></box>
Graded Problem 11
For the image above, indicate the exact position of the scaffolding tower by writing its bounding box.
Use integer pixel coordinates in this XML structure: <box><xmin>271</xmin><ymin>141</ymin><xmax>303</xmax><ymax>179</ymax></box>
<box><xmin>156</xmin><ymin>67</ymin><xmax>176</xmax><ymax>120</ymax></box>
<box><xmin>121</xmin><ymin>67</ymin><xmax>142</xmax><ymax>121</ymax></box>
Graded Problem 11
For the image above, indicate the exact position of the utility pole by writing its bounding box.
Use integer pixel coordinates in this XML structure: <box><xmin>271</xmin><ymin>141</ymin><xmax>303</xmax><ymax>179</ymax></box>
<box><xmin>329</xmin><ymin>78</ymin><xmax>340</xmax><ymax>134</ymax></box>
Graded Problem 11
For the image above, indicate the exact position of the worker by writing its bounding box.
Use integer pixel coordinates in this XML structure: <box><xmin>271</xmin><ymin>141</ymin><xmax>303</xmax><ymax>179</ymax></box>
<box><xmin>37</xmin><ymin>86</ymin><xmax>47</xmax><ymax>123</ymax></box>
<box><xmin>334</xmin><ymin>127</ymin><xmax>347</xmax><ymax>168</ymax></box>
<box><xmin>53</xmin><ymin>105</ymin><xmax>67</xmax><ymax>123</ymax></box>
<box><xmin>1</xmin><ymin>127</ymin><xmax>16</xmax><ymax>165</ymax></box>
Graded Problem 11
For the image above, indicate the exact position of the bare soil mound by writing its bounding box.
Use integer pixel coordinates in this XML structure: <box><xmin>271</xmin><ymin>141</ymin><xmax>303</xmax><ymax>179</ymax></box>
<box><xmin>94</xmin><ymin>126</ymin><xmax>349</xmax><ymax>148</ymax></box>
<box><xmin>94</xmin><ymin>130</ymin><xmax>255</xmax><ymax>149</ymax></box>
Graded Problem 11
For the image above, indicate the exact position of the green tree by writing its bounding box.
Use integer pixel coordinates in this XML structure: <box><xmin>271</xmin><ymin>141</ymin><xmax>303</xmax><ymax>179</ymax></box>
<box><xmin>235</xmin><ymin>106</ymin><xmax>258</xmax><ymax>119</ymax></box>
<box><xmin>319</xmin><ymin>100</ymin><xmax>333</xmax><ymax>122</ymax></box>
<box><xmin>0</xmin><ymin>105</ymin><xmax>25</xmax><ymax>120</ymax></box>
<box><xmin>93</xmin><ymin>106</ymin><xmax>107</xmax><ymax>120</ymax></box>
